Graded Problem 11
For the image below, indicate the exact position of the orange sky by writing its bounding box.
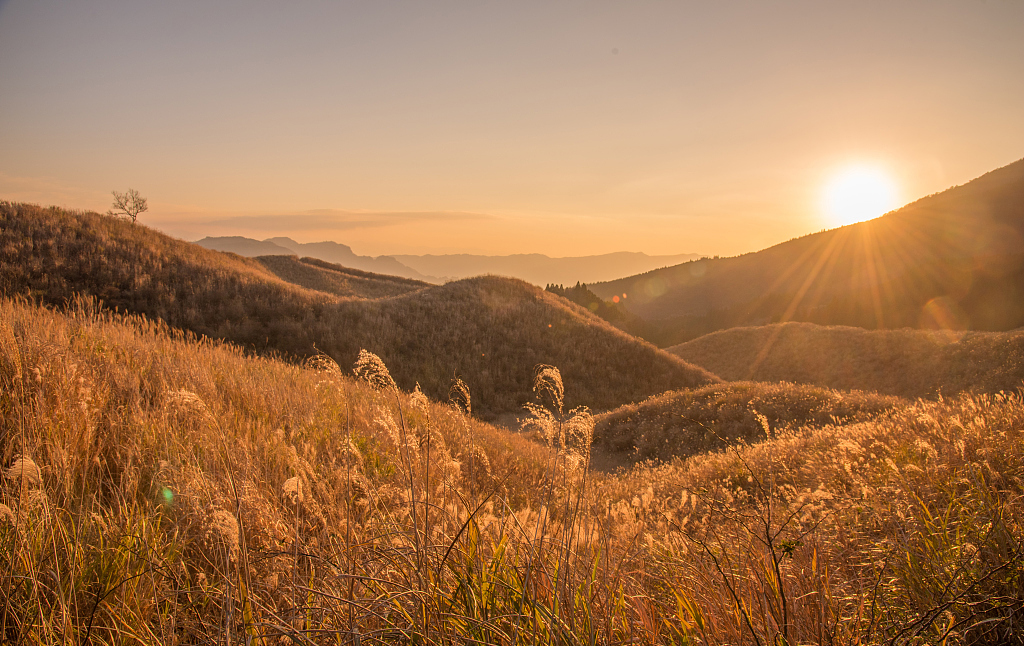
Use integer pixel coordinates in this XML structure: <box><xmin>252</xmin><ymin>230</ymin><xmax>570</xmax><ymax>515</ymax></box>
<box><xmin>2</xmin><ymin>1</ymin><xmax>1023</xmax><ymax>257</ymax></box>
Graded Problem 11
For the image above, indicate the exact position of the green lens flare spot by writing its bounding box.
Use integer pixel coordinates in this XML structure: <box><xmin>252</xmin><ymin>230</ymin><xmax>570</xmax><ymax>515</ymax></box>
<box><xmin>161</xmin><ymin>487</ymin><xmax>174</xmax><ymax>507</ymax></box>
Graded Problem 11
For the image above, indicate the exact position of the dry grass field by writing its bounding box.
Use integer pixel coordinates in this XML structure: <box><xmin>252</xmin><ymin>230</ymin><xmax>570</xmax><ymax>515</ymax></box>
<box><xmin>2</xmin><ymin>297</ymin><xmax>1024</xmax><ymax>644</ymax></box>
<box><xmin>4</xmin><ymin>199</ymin><xmax>1024</xmax><ymax>644</ymax></box>
<box><xmin>592</xmin><ymin>381</ymin><xmax>901</xmax><ymax>466</ymax></box>
<box><xmin>0</xmin><ymin>202</ymin><xmax>716</xmax><ymax>418</ymax></box>
<box><xmin>669</xmin><ymin>321</ymin><xmax>1024</xmax><ymax>399</ymax></box>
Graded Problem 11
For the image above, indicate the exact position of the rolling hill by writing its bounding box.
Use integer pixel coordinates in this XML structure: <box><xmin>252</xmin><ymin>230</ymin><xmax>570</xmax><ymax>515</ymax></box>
<box><xmin>668</xmin><ymin>321</ymin><xmax>1024</xmax><ymax>399</ymax></box>
<box><xmin>0</xmin><ymin>201</ymin><xmax>717</xmax><ymax>417</ymax></box>
<box><xmin>592</xmin><ymin>381</ymin><xmax>900</xmax><ymax>467</ymax></box>
<box><xmin>9</xmin><ymin>292</ymin><xmax>1024</xmax><ymax>643</ymax></box>
<box><xmin>254</xmin><ymin>255</ymin><xmax>429</xmax><ymax>299</ymax></box>
<box><xmin>592</xmin><ymin>157</ymin><xmax>1024</xmax><ymax>345</ymax></box>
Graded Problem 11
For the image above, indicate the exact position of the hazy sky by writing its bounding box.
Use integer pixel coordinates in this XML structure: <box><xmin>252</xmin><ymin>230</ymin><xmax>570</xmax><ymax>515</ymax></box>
<box><xmin>2</xmin><ymin>1</ymin><xmax>1023</xmax><ymax>256</ymax></box>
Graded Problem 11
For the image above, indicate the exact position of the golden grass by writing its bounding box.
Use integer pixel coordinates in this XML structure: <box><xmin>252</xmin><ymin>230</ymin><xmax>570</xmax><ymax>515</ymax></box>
<box><xmin>0</xmin><ymin>297</ymin><xmax>556</xmax><ymax>642</ymax></box>
<box><xmin>602</xmin><ymin>388</ymin><xmax>1024</xmax><ymax>644</ymax></box>
<box><xmin>670</xmin><ymin>321</ymin><xmax>1024</xmax><ymax>399</ymax></box>
<box><xmin>0</xmin><ymin>201</ymin><xmax>716</xmax><ymax>418</ymax></box>
<box><xmin>593</xmin><ymin>381</ymin><xmax>900</xmax><ymax>466</ymax></box>
<box><xmin>3</xmin><ymin>296</ymin><xmax>1024</xmax><ymax>643</ymax></box>
<box><xmin>545</xmin><ymin>282</ymin><xmax>650</xmax><ymax>339</ymax></box>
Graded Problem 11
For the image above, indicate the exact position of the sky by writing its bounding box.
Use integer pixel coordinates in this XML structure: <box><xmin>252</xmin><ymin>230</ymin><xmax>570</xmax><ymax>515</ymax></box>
<box><xmin>1</xmin><ymin>1</ymin><xmax>1023</xmax><ymax>257</ymax></box>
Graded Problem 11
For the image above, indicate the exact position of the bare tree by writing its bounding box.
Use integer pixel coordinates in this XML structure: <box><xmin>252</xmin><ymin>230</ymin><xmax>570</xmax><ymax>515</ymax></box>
<box><xmin>108</xmin><ymin>188</ymin><xmax>148</xmax><ymax>223</ymax></box>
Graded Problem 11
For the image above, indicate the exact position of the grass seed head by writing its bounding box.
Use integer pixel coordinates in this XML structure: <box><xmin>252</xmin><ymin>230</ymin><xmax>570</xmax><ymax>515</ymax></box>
<box><xmin>305</xmin><ymin>352</ymin><xmax>344</xmax><ymax>380</ymax></box>
<box><xmin>205</xmin><ymin>507</ymin><xmax>240</xmax><ymax>558</ymax></box>
<box><xmin>164</xmin><ymin>389</ymin><xmax>217</xmax><ymax>427</ymax></box>
<box><xmin>410</xmin><ymin>382</ymin><xmax>429</xmax><ymax>413</ymax></box>
<box><xmin>532</xmin><ymin>364</ymin><xmax>564</xmax><ymax>416</ymax></box>
<box><xmin>448</xmin><ymin>377</ymin><xmax>472</xmax><ymax>415</ymax></box>
<box><xmin>467</xmin><ymin>445</ymin><xmax>492</xmax><ymax>480</ymax></box>
<box><xmin>0</xmin><ymin>503</ymin><xmax>15</xmax><ymax>525</ymax></box>
<box><xmin>565</xmin><ymin>406</ymin><xmax>595</xmax><ymax>453</ymax></box>
<box><xmin>353</xmin><ymin>349</ymin><xmax>397</xmax><ymax>392</ymax></box>
<box><xmin>522</xmin><ymin>402</ymin><xmax>557</xmax><ymax>447</ymax></box>
<box><xmin>5</xmin><ymin>456</ymin><xmax>42</xmax><ymax>489</ymax></box>
<box><xmin>282</xmin><ymin>476</ymin><xmax>304</xmax><ymax>505</ymax></box>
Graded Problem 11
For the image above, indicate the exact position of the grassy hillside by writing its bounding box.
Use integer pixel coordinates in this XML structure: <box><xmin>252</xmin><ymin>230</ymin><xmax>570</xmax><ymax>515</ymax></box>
<box><xmin>0</xmin><ymin>201</ymin><xmax>716</xmax><ymax>417</ymax></box>
<box><xmin>255</xmin><ymin>255</ymin><xmax>429</xmax><ymax>299</ymax></box>
<box><xmin>4</xmin><ymin>297</ymin><xmax>1024</xmax><ymax>643</ymax></box>
<box><xmin>0</xmin><ymin>297</ymin><xmax>553</xmax><ymax>642</ymax></box>
<box><xmin>602</xmin><ymin>387</ymin><xmax>1024</xmax><ymax>645</ymax></box>
<box><xmin>592</xmin><ymin>381</ymin><xmax>900</xmax><ymax>466</ymax></box>
<box><xmin>545</xmin><ymin>282</ymin><xmax>650</xmax><ymax>338</ymax></box>
<box><xmin>670</xmin><ymin>321</ymin><xmax>1024</xmax><ymax>399</ymax></box>
<box><xmin>592</xmin><ymin>157</ymin><xmax>1024</xmax><ymax>345</ymax></box>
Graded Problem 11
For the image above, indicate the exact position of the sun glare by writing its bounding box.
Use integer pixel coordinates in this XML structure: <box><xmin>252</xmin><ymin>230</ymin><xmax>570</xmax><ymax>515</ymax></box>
<box><xmin>822</xmin><ymin>166</ymin><xmax>900</xmax><ymax>228</ymax></box>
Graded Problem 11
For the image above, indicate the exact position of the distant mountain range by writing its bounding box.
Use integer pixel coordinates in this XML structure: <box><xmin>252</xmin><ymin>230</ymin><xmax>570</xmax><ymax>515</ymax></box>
<box><xmin>194</xmin><ymin>235</ymin><xmax>698</xmax><ymax>286</ymax></box>
<box><xmin>195</xmin><ymin>236</ymin><xmax>432</xmax><ymax>281</ymax></box>
<box><xmin>391</xmin><ymin>251</ymin><xmax>700</xmax><ymax>286</ymax></box>
<box><xmin>592</xmin><ymin>157</ymin><xmax>1024</xmax><ymax>346</ymax></box>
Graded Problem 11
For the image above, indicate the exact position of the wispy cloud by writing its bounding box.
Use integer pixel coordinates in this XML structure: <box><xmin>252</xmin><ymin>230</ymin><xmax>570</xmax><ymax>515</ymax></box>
<box><xmin>202</xmin><ymin>209</ymin><xmax>494</xmax><ymax>232</ymax></box>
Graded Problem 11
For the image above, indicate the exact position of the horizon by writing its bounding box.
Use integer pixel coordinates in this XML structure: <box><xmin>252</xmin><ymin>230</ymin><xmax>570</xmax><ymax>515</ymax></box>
<box><xmin>192</xmin><ymin>232</ymin><xmax>703</xmax><ymax>261</ymax></box>
<box><xmin>2</xmin><ymin>1</ymin><xmax>1023</xmax><ymax>257</ymax></box>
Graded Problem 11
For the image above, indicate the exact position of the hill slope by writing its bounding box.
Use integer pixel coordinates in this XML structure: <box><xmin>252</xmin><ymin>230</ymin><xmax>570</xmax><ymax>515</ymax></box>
<box><xmin>592</xmin><ymin>381</ymin><xmax>899</xmax><ymax>467</ymax></box>
<box><xmin>669</xmin><ymin>321</ymin><xmax>1024</xmax><ymax>399</ymax></box>
<box><xmin>7</xmin><ymin>296</ymin><xmax>1024</xmax><ymax>643</ymax></box>
<box><xmin>0</xmin><ymin>202</ymin><xmax>717</xmax><ymax>417</ymax></box>
<box><xmin>592</xmin><ymin>157</ymin><xmax>1024</xmax><ymax>344</ymax></box>
<box><xmin>254</xmin><ymin>255</ymin><xmax>429</xmax><ymax>299</ymax></box>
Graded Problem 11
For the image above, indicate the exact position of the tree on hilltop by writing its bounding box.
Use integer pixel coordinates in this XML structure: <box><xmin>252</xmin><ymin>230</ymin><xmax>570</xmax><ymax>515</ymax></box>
<box><xmin>108</xmin><ymin>188</ymin><xmax>148</xmax><ymax>223</ymax></box>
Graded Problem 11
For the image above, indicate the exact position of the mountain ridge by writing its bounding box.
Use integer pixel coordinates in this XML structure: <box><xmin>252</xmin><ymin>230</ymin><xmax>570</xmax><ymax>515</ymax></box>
<box><xmin>392</xmin><ymin>250</ymin><xmax>700</xmax><ymax>285</ymax></box>
<box><xmin>196</xmin><ymin>235</ymin><xmax>431</xmax><ymax>281</ymax></box>
<box><xmin>196</xmin><ymin>234</ymin><xmax>699</xmax><ymax>286</ymax></box>
<box><xmin>591</xmin><ymin>157</ymin><xmax>1024</xmax><ymax>344</ymax></box>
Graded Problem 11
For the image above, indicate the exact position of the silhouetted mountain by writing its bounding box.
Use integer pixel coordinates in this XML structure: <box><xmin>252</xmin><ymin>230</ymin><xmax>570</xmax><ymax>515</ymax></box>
<box><xmin>196</xmin><ymin>235</ymin><xmax>431</xmax><ymax>281</ymax></box>
<box><xmin>196</xmin><ymin>236</ymin><xmax>698</xmax><ymax>287</ymax></box>
<box><xmin>592</xmin><ymin>157</ymin><xmax>1024</xmax><ymax>345</ymax></box>
<box><xmin>268</xmin><ymin>237</ymin><xmax>430</xmax><ymax>281</ymax></box>
<box><xmin>393</xmin><ymin>251</ymin><xmax>700</xmax><ymax>286</ymax></box>
<box><xmin>195</xmin><ymin>236</ymin><xmax>294</xmax><ymax>257</ymax></box>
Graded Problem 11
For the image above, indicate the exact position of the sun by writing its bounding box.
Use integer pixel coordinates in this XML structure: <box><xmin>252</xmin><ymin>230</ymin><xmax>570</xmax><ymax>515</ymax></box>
<box><xmin>822</xmin><ymin>165</ymin><xmax>900</xmax><ymax>228</ymax></box>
